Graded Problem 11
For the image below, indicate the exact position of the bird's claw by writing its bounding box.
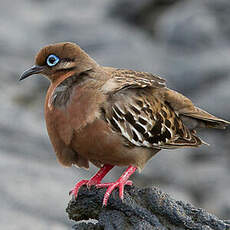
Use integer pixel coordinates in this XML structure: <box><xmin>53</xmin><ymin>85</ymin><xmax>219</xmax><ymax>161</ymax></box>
<box><xmin>70</xmin><ymin>179</ymin><xmax>132</xmax><ymax>206</ymax></box>
<box><xmin>96</xmin><ymin>180</ymin><xmax>133</xmax><ymax>206</ymax></box>
<box><xmin>70</xmin><ymin>166</ymin><xmax>136</xmax><ymax>206</ymax></box>
<box><xmin>69</xmin><ymin>176</ymin><xmax>104</xmax><ymax>197</ymax></box>
<box><xmin>69</xmin><ymin>179</ymin><xmax>89</xmax><ymax>197</ymax></box>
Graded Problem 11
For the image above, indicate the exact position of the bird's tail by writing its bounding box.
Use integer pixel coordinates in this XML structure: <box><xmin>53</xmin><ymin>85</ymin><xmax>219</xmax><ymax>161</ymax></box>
<box><xmin>181</xmin><ymin>107</ymin><xmax>230</xmax><ymax>130</ymax></box>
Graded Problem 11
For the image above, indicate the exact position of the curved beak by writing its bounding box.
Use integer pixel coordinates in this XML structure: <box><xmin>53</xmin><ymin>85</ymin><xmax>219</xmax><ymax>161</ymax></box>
<box><xmin>19</xmin><ymin>65</ymin><xmax>44</xmax><ymax>81</ymax></box>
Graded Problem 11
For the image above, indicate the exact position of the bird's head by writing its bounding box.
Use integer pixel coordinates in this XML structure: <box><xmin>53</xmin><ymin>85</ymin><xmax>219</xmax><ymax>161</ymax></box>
<box><xmin>20</xmin><ymin>42</ymin><xmax>97</xmax><ymax>82</ymax></box>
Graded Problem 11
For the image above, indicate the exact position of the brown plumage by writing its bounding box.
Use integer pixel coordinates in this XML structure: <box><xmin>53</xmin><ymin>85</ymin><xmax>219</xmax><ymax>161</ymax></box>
<box><xmin>20</xmin><ymin>42</ymin><xmax>230</xmax><ymax>206</ymax></box>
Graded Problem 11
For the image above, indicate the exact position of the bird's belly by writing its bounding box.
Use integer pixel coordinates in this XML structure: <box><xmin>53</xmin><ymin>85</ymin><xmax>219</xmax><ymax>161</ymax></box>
<box><xmin>70</xmin><ymin>119</ymin><xmax>141</xmax><ymax>166</ymax></box>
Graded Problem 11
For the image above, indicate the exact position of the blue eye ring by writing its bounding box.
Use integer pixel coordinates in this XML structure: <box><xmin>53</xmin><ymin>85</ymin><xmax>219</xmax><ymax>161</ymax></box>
<box><xmin>46</xmin><ymin>54</ymin><xmax>60</xmax><ymax>67</ymax></box>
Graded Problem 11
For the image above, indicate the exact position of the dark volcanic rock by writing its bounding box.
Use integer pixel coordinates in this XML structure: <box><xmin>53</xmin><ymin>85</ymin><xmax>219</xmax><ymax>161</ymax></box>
<box><xmin>67</xmin><ymin>186</ymin><xmax>230</xmax><ymax>230</ymax></box>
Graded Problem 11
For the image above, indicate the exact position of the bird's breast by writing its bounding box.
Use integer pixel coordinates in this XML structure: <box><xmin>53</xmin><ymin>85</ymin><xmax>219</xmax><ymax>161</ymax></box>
<box><xmin>45</xmin><ymin>82</ymin><xmax>106</xmax><ymax>146</ymax></box>
<box><xmin>66</xmin><ymin>86</ymin><xmax>104</xmax><ymax>130</ymax></box>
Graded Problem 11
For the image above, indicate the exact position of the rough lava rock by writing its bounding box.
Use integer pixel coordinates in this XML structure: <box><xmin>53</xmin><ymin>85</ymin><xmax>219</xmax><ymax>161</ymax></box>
<box><xmin>67</xmin><ymin>186</ymin><xmax>230</xmax><ymax>230</ymax></box>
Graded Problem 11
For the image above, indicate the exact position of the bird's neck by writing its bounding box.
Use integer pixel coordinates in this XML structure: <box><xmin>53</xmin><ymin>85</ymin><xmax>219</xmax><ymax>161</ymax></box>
<box><xmin>47</xmin><ymin>69</ymin><xmax>100</xmax><ymax>109</ymax></box>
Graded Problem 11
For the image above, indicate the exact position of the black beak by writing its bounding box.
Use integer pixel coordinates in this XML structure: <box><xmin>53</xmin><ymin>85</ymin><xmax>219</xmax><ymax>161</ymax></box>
<box><xmin>19</xmin><ymin>65</ymin><xmax>44</xmax><ymax>81</ymax></box>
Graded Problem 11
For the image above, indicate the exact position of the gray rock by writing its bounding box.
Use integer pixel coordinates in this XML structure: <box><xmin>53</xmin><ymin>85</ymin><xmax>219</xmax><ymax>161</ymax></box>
<box><xmin>67</xmin><ymin>186</ymin><xmax>230</xmax><ymax>230</ymax></box>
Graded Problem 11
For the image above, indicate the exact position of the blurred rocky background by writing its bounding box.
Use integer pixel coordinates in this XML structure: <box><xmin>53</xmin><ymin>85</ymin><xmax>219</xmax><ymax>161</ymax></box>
<box><xmin>0</xmin><ymin>0</ymin><xmax>230</xmax><ymax>229</ymax></box>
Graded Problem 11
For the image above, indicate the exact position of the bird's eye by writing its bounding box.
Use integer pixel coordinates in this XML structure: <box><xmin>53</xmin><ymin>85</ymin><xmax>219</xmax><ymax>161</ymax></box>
<box><xmin>46</xmin><ymin>54</ymin><xmax>60</xmax><ymax>67</ymax></box>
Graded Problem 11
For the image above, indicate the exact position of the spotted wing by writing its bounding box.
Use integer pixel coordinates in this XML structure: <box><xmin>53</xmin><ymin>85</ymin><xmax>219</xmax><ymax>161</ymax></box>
<box><xmin>103</xmin><ymin>89</ymin><xmax>202</xmax><ymax>149</ymax></box>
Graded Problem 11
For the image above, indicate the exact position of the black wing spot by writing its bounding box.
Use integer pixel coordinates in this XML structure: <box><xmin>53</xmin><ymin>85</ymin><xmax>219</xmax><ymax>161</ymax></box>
<box><xmin>165</xmin><ymin>119</ymin><xmax>171</xmax><ymax>128</ymax></box>
<box><xmin>133</xmin><ymin>123</ymin><xmax>145</xmax><ymax>134</ymax></box>
<box><xmin>148</xmin><ymin>128</ymin><xmax>171</xmax><ymax>144</ymax></box>
<box><xmin>139</xmin><ymin>117</ymin><xmax>147</xmax><ymax>125</ymax></box>
<box><xmin>156</xmin><ymin>112</ymin><xmax>164</xmax><ymax>124</ymax></box>
<box><xmin>161</xmin><ymin>110</ymin><xmax>167</xmax><ymax>118</ymax></box>
<box><xmin>125</xmin><ymin>112</ymin><xmax>136</xmax><ymax>125</ymax></box>
<box><xmin>143</xmin><ymin>132</ymin><xmax>149</xmax><ymax>139</ymax></box>
<box><xmin>133</xmin><ymin>130</ymin><xmax>139</xmax><ymax>142</ymax></box>
<box><xmin>112</xmin><ymin>110</ymin><xmax>123</xmax><ymax>121</ymax></box>
<box><xmin>150</xmin><ymin>122</ymin><xmax>162</xmax><ymax>135</ymax></box>
<box><xmin>114</xmin><ymin>106</ymin><xmax>124</xmax><ymax>116</ymax></box>
<box><xmin>110</xmin><ymin>118</ymin><xmax>121</xmax><ymax>132</ymax></box>
<box><xmin>135</xmin><ymin>100</ymin><xmax>143</xmax><ymax>107</ymax></box>
<box><xmin>164</xmin><ymin>128</ymin><xmax>171</xmax><ymax>139</ymax></box>
<box><xmin>130</xmin><ymin>105</ymin><xmax>141</xmax><ymax>115</ymax></box>
<box><xmin>147</xmin><ymin>136</ymin><xmax>161</xmax><ymax>144</ymax></box>
<box><xmin>146</xmin><ymin>108</ymin><xmax>152</xmax><ymax>113</ymax></box>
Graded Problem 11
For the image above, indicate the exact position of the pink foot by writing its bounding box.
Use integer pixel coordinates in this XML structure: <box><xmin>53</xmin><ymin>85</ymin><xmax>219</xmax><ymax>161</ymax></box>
<box><xmin>96</xmin><ymin>180</ymin><xmax>133</xmax><ymax>206</ymax></box>
<box><xmin>69</xmin><ymin>179</ymin><xmax>89</xmax><ymax>197</ymax></box>
<box><xmin>96</xmin><ymin>166</ymin><xmax>137</xmax><ymax>206</ymax></box>
<box><xmin>70</xmin><ymin>164</ymin><xmax>114</xmax><ymax>198</ymax></box>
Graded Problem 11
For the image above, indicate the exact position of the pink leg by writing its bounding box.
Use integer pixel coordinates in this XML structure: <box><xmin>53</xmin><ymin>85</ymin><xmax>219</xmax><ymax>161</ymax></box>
<box><xmin>96</xmin><ymin>165</ymin><xmax>137</xmax><ymax>206</ymax></box>
<box><xmin>70</xmin><ymin>164</ymin><xmax>114</xmax><ymax>197</ymax></box>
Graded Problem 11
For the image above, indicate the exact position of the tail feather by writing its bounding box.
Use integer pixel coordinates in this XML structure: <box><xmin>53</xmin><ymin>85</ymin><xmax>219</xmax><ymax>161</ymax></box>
<box><xmin>181</xmin><ymin>107</ymin><xmax>230</xmax><ymax>130</ymax></box>
<box><xmin>163</xmin><ymin>89</ymin><xmax>230</xmax><ymax>130</ymax></box>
